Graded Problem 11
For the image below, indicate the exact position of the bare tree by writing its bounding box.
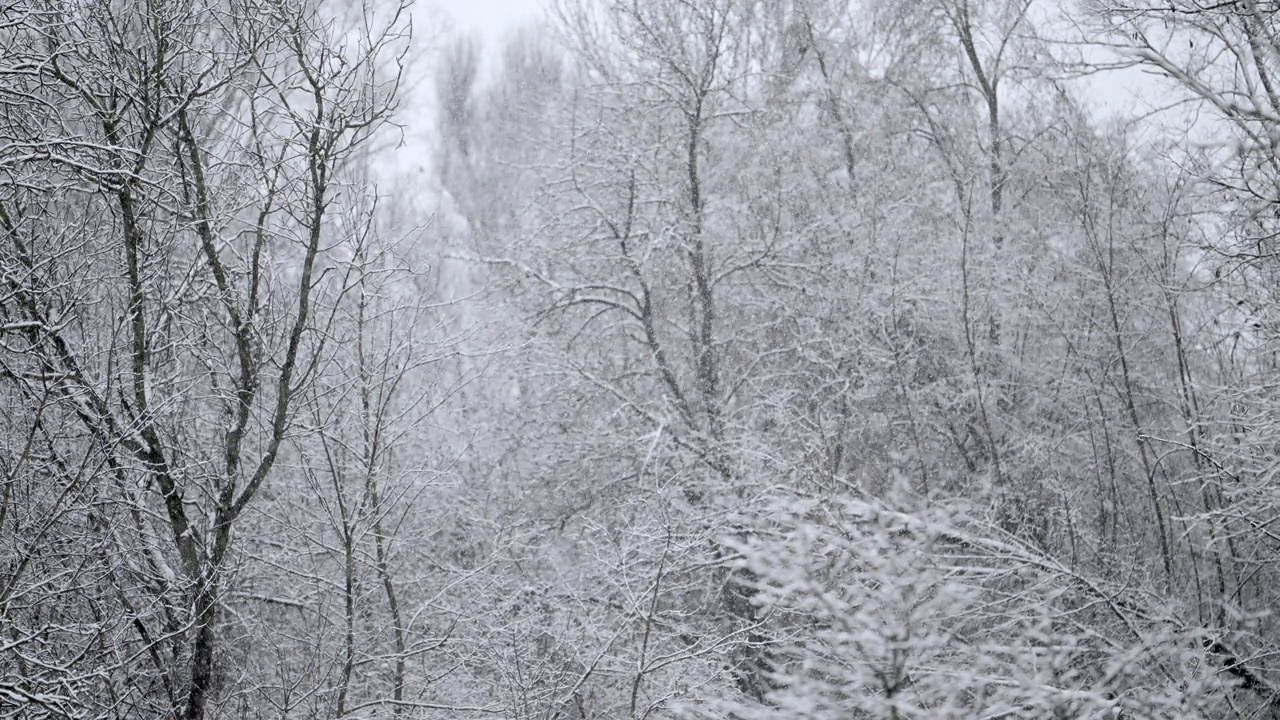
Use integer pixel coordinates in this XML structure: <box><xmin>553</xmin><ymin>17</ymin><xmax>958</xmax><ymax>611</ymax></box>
<box><xmin>0</xmin><ymin>0</ymin><xmax>413</xmax><ymax>716</ymax></box>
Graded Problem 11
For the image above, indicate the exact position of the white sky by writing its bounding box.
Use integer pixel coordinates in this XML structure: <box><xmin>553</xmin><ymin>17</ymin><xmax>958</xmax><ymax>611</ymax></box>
<box><xmin>429</xmin><ymin>0</ymin><xmax>545</xmax><ymax>48</ymax></box>
<box><xmin>377</xmin><ymin>0</ymin><xmax>544</xmax><ymax>180</ymax></box>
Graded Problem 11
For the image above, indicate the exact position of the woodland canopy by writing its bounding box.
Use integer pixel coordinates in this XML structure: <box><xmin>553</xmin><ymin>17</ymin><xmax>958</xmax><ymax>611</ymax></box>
<box><xmin>3</xmin><ymin>0</ymin><xmax>1280</xmax><ymax>718</ymax></box>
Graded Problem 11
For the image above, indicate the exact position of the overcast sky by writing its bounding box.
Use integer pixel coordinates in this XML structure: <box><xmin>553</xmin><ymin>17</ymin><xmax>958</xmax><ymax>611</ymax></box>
<box><xmin>434</xmin><ymin>0</ymin><xmax>544</xmax><ymax>47</ymax></box>
<box><xmin>381</xmin><ymin>0</ymin><xmax>544</xmax><ymax>179</ymax></box>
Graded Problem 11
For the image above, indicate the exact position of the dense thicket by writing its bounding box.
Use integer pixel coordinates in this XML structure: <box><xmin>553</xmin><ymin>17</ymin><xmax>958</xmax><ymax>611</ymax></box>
<box><xmin>5</xmin><ymin>0</ymin><xmax>1280</xmax><ymax>718</ymax></box>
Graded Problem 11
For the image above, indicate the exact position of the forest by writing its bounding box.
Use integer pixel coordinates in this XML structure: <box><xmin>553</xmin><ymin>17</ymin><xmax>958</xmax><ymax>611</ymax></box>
<box><xmin>3</xmin><ymin>0</ymin><xmax>1280</xmax><ymax>717</ymax></box>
